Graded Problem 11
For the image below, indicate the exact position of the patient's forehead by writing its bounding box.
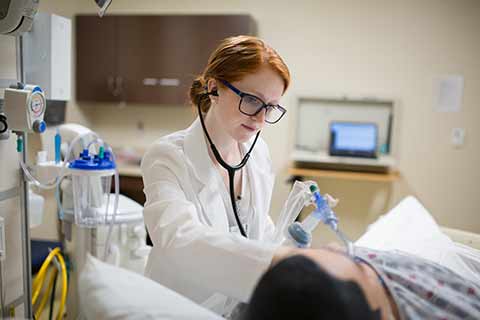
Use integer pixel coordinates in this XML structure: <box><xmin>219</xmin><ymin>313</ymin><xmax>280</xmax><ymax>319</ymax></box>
<box><xmin>301</xmin><ymin>246</ymin><xmax>365</xmax><ymax>282</ymax></box>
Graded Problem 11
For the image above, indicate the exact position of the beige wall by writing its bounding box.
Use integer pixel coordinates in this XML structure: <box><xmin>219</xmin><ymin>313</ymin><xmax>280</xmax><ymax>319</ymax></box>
<box><xmin>2</xmin><ymin>0</ymin><xmax>479</xmax><ymax>240</ymax></box>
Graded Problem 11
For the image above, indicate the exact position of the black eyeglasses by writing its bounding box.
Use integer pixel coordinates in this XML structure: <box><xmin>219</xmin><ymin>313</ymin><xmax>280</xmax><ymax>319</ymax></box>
<box><xmin>220</xmin><ymin>79</ymin><xmax>286</xmax><ymax>124</ymax></box>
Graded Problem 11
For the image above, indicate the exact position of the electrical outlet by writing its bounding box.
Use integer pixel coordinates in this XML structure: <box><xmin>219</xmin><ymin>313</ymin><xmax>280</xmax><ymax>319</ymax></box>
<box><xmin>451</xmin><ymin>128</ymin><xmax>466</xmax><ymax>148</ymax></box>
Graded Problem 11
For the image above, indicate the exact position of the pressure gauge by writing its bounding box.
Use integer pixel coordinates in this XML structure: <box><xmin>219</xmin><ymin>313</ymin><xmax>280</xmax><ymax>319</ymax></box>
<box><xmin>30</xmin><ymin>92</ymin><xmax>45</xmax><ymax>116</ymax></box>
<box><xmin>4</xmin><ymin>84</ymin><xmax>47</xmax><ymax>133</ymax></box>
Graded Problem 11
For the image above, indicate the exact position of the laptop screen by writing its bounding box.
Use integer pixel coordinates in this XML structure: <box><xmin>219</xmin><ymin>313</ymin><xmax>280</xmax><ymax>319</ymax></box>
<box><xmin>329</xmin><ymin>122</ymin><xmax>377</xmax><ymax>157</ymax></box>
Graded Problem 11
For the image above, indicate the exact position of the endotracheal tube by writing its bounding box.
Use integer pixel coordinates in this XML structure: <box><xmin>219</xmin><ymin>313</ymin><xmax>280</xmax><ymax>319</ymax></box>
<box><xmin>299</xmin><ymin>185</ymin><xmax>355</xmax><ymax>257</ymax></box>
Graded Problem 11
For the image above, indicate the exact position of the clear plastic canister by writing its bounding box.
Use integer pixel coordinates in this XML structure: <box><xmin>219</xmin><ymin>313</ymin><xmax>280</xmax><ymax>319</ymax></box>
<box><xmin>68</xmin><ymin>148</ymin><xmax>116</xmax><ymax>227</ymax></box>
<box><xmin>70</xmin><ymin>168</ymin><xmax>114</xmax><ymax>227</ymax></box>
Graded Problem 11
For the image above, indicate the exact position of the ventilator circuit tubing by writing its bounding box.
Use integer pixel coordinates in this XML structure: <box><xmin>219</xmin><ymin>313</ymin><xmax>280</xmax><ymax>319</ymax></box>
<box><xmin>103</xmin><ymin>146</ymin><xmax>120</xmax><ymax>262</ymax></box>
<box><xmin>16</xmin><ymin>131</ymin><xmax>101</xmax><ymax>190</ymax></box>
<box><xmin>306</xmin><ymin>185</ymin><xmax>355</xmax><ymax>258</ymax></box>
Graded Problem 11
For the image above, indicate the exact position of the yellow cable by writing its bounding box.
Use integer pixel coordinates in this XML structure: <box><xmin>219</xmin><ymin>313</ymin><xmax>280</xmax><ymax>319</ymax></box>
<box><xmin>54</xmin><ymin>251</ymin><xmax>68</xmax><ymax>320</ymax></box>
<box><xmin>29</xmin><ymin>247</ymin><xmax>68</xmax><ymax>320</ymax></box>
<box><xmin>32</xmin><ymin>247</ymin><xmax>61</xmax><ymax>304</ymax></box>
<box><xmin>31</xmin><ymin>246</ymin><xmax>69</xmax><ymax>319</ymax></box>
<box><xmin>33</xmin><ymin>247</ymin><xmax>60</xmax><ymax>288</ymax></box>
<box><xmin>34</xmin><ymin>267</ymin><xmax>57</xmax><ymax>319</ymax></box>
<box><xmin>32</xmin><ymin>266</ymin><xmax>50</xmax><ymax>306</ymax></box>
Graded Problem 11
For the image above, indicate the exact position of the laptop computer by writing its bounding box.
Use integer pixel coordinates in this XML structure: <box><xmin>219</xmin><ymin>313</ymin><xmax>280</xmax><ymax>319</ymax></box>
<box><xmin>329</xmin><ymin>121</ymin><xmax>378</xmax><ymax>159</ymax></box>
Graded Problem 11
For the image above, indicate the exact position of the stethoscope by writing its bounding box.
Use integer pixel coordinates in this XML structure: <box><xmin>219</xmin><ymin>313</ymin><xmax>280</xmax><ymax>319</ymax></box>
<box><xmin>197</xmin><ymin>90</ymin><xmax>260</xmax><ymax>238</ymax></box>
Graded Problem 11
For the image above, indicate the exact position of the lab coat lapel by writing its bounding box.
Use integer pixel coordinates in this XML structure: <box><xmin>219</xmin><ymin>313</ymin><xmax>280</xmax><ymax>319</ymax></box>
<box><xmin>241</xmin><ymin>139</ymin><xmax>275</xmax><ymax>239</ymax></box>
<box><xmin>184</xmin><ymin>118</ymin><xmax>229</xmax><ymax>231</ymax></box>
<box><xmin>184</xmin><ymin>118</ymin><xmax>216</xmax><ymax>186</ymax></box>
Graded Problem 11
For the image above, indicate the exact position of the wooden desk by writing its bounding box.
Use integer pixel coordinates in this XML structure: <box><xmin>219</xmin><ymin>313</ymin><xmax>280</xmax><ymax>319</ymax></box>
<box><xmin>117</xmin><ymin>164</ymin><xmax>142</xmax><ymax>177</ymax></box>
<box><xmin>288</xmin><ymin>167</ymin><xmax>400</xmax><ymax>182</ymax></box>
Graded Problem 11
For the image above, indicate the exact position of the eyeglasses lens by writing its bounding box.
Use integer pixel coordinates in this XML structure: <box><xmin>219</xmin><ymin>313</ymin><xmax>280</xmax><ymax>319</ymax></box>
<box><xmin>240</xmin><ymin>95</ymin><xmax>284</xmax><ymax>123</ymax></box>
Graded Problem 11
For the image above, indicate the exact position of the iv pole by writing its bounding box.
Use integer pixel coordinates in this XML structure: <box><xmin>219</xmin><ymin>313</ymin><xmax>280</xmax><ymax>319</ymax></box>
<box><xmin>16</xmin><ymin>35</ymin><xmax>33</xmax><ymax>319</ymax></box>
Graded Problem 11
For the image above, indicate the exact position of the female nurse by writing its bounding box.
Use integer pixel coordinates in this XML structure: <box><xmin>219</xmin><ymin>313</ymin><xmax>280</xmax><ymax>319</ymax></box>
<box><xmin>141</xmin><ymin>35</ymin><xmax>294</xmax><ymax>317</ymax></box>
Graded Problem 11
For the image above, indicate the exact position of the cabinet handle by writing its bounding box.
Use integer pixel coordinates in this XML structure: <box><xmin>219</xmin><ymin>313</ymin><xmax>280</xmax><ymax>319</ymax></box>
<box><xmin>142</xmin><ymin>78</ymin><xmax>157</xmax><ymax>86</ymax></box>
<box><xmin>113</xmin><ymin>76</ymin><xmax>123</xmax><ymax>97</ymax></box>
<box><xmin>158</xmin><ymin>78</ymin><xmax>180</xmax><ymax>87</ymax></box>
<box><xmin>142</xmin><ymin>78</ymin><xmax>180</xmax><ymax>87</ymax></box>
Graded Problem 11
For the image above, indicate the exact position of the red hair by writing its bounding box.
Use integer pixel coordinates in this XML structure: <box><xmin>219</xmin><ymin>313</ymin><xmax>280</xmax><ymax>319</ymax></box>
<box><xmin>190</xmin><ymin>35</ymin><xmax>290</xmax><ymax>113</ymax></box>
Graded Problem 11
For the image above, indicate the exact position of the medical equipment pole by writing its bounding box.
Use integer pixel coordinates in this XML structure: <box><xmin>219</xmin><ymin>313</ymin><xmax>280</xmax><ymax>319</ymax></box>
<box><xmin>16</xmin><ymin>35</ymin><xmax>33</xmax><ymax>318</ymax></box>
<box><xmin>0</xmin><ymin>216</ymin><xmax>4</xmax><ymax>317</ymax></box>
<box><xmin>0</xmin><ymin>262</ymin><xmax>5</xmax><ymax>317</ymax></box>
<box><xmin>18</xmin><ymin>131</ymin><xmax>33</xmax><ymax>318</ymax></box>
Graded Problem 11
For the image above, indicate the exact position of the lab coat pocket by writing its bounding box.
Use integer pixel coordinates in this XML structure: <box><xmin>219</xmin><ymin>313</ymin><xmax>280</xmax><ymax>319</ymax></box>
<box><xmin>198</xmin><ymin>186</ymin><xmax>229</xmax><ymax>232</ymax></box>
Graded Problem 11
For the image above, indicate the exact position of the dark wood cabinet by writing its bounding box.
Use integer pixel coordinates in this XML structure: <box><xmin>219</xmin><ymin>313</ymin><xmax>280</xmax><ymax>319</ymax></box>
<box><xmin>76</xmin><ymin>15</ymin><xmax>256</xmax><ymax>105</ymax></box>
<box><xmin>76</xmin><ymin>16</ymin><xmax>118</xmax><ymax>102</ymax></box>
<box><xmin>116</xmin><ymin>175</ymin><xmax>145</xmax><ymax>205</ymax></box>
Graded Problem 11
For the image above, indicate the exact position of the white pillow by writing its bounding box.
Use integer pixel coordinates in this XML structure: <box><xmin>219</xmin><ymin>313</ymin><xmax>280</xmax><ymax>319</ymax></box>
<box><xmin>356</xmin><ymin>196</ymin><xmax>480</xmax><ymax>283</ymax></box>
<box><xmin>79</xmin><ymin>254</ymin><xmax>224</xmax><ymax>320</ymax></box>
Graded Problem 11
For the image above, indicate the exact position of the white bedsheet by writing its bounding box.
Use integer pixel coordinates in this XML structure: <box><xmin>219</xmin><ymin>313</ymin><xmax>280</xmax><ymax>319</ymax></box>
<box><xmin>356</xmin><ymin>196</ymin><xmax>480</xmax><ymax>284</ymax></box>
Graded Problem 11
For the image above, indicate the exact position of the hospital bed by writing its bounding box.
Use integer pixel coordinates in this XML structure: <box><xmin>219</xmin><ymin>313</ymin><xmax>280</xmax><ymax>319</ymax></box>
<box><xmin>442</xmin><ymin>227</ymin><xmax>480</xmax><ymax>250</ymax></box>
<box><xmin>78</xmin><ymin>196</ymin><xmax>480</xmax><ymax>319</ymax></box>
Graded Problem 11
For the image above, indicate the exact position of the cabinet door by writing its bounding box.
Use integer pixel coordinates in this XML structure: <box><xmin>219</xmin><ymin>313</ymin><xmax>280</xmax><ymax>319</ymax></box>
<box><xmin>116</xmin><ymin>16</ymin><xmax>191</xmax><ymax>105</ymax></box>
<box><xmin>76</xmin><ymin>15</ymin><xmax>256</xmax><ymax>105</ymax></box>
<box><xmin>116</xmin><ymin>15</ymin><xmax>256</xmax><ymax>105</ymax></box>
<box><xmin>116</xmin><ymin>175</ymin><xmax>145</xmax><ymax>205</ymax></box>
<box><xmin>185</xmin><ymin>15</ymin><xmax>257</xmax><ymax>74</ymax></box>
<box><xmin>76</xmin><ymin>15</ymin><xmax>119</xmax><ymax>102</ymax></box>
<box><xmin>177</xmin><ymin>15</ymin><xmax>257</xmax><ymax>99</ymax></box>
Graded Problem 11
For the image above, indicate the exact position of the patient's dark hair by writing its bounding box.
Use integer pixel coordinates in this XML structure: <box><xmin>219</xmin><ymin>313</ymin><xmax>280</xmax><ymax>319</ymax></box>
<box><xmin>244</xmin><ymin>255</ymin><xmax>381</xmax><ymax>320</ymax></box>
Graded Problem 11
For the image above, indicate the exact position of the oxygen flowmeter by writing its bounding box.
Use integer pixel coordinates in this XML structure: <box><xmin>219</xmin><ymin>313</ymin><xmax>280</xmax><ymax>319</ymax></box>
<box><xmin>3</xmin><ymin>83</ymin><xmax>46</xmax><ymax>133</ymax></box>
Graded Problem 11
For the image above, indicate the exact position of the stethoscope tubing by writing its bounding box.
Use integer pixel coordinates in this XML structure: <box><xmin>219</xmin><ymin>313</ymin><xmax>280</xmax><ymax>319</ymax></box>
<box><xmin>197</xmin><ymin>93</ymin><xmax>260</xmax><ymax>237</ymax></box>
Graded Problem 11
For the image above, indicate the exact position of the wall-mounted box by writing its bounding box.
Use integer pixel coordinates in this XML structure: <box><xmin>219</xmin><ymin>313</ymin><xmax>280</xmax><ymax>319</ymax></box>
<box><xmin>23</xmin><ymin>12</ymin><xmax>71</xmax><ymax>101</ymax></box>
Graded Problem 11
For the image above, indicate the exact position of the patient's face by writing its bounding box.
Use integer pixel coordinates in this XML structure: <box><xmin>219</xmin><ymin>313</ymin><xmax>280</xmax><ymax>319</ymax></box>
<box><xmin>301</xmin><ymin>246</ymin><xmax>391</xmax><ymax>320</ymax></box>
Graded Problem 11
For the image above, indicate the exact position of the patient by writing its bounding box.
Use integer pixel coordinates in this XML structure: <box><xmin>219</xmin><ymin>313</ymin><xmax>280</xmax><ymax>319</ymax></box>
<box><xmin>244</xmin><ymin>245</ymin><xmax>480</xmax><ymax>320</ymax></box>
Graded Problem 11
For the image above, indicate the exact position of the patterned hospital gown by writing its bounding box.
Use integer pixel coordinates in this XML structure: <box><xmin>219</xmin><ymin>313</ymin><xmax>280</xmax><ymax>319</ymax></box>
<box><xmin>355</xmin><ymin>247</ymin><xmax>480</xmax><ymax>320</ymax></box>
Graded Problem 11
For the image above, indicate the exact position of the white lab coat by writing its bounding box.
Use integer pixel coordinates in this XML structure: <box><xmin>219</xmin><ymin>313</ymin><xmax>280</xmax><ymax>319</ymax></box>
<box><xmin>141</xmin><ymin>118</ymin><xmax>277</xmax><ymax>315</ymax></box>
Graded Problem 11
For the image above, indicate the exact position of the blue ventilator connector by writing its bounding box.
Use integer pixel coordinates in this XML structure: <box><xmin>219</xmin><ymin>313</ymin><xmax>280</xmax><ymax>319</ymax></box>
<box><xmin>287</xmin><ymin>185</ymin><xmax>356</xmax><ymax>257</ymax></box>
